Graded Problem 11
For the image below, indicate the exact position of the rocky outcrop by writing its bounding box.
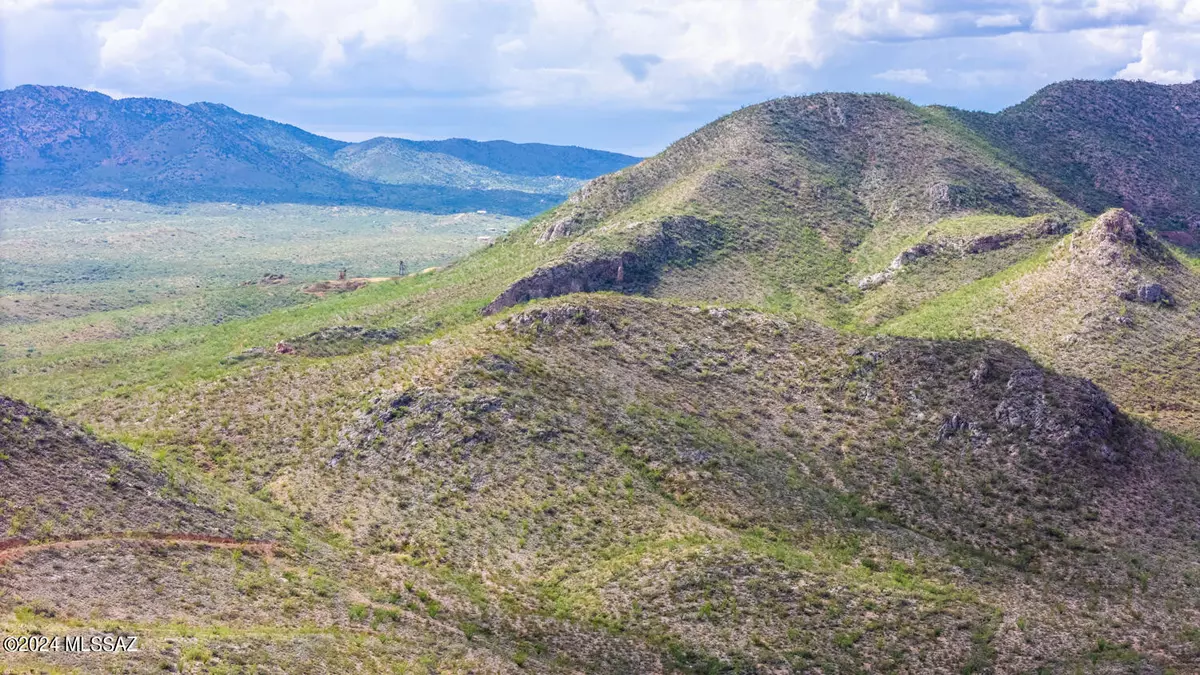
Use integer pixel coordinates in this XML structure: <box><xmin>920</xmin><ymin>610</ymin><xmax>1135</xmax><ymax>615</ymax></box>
<box><xmin>858</xmin><ymin>214</ymin><xmax>1074</xmax><ymax>290</ymax></box>
<box><xmin>495</xmin><ymin>304</ymin><xmax>604</xmax><ymax>333</ymax></box>
<box><xmin>536</xmin><ymin>212</ymin><xmax>584</xmax><ymax>244</ymax></box>
<box><xmin>484</xmin><ymin>216</ymin><xmax>722</xmax><ymax>315</ymax></box>
<box><xmin>936</xmin><ymin>413</ymin><xmax>971</xmax><ymax>441</ymax></box>
<box><xmin>1072</xmin><ymin>211</ymin><xmax>1181</xmax><ymax>306</ymax></box>
<box><xmin>857</xmin><ymin>271</ymin><xmax>892</xmax><ymax>291</ymax></box>
<box><xmin>994</xmin><ymin>368</ymin><xmax>1120</xmax><ymax>460</ymax></box>
<box><xmin>1080</xmin><ymin>208</ymin><xmax>1174</xmax><ymax>263</ymax></box>
<box><xmin>1092</xmin><ymin>208</ymin><xmax>1140</xmax><ymax>245</ymax></box>
<box><xmin>894</xmin><ymin>242</ymin><xmax>939</xmax><ymax>266</ymax></box>
<box><xmin>1032</xmin><ymin>213</ymin><xmax>1075</xmax><ymax>237</ymax></box>
<box><xmin>964</xmin><ymin>231</ymin><xmax>1024</xmax><ymax>254</ymax></box>
<box><xmin>482</xmin><ymin>254</ymin><xmax>636</xmax><ymax>315</ymax></box>
<box><xmin>858</xmin><ymin>243</ymin><xmax>941</xmax><ymax>289</ymax></box>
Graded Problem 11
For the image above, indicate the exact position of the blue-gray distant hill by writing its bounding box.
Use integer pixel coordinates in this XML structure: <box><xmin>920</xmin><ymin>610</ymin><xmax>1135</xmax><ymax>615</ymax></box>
<box><xmin>0</xmin><ymin>85</ymin><xmax>641</xmax><ymax>217</ymax></box>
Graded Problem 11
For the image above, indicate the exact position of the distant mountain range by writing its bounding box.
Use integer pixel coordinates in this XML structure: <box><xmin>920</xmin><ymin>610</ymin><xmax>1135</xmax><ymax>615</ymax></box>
<box><xmin>0</xmin><ymin>85</ymin><xmax>641</xmax><ymax>217</ymax></box>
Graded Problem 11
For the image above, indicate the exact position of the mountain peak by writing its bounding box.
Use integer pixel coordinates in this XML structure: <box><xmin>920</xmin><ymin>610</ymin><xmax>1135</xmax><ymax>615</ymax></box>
<box><xmin>9</xmin><ymin>83</ymin><xmax>111</xmax><ymax>100</ymax></box>
<box><xmin>1077</xmin><ymin>207</ymin><xmax>1176</xmax><ymax>267</ymax></box>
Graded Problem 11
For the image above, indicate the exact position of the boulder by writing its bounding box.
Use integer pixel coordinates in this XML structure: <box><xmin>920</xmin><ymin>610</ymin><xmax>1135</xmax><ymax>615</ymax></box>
<box><xmin>857</xmin><ymin>272</ymin><xmax>890</xmax><ymax>290</ymax></box>
<box><xmin>1120</xmin><ymin>282</ymin><xmax>1172</xmax><ymax>305</ymax></box>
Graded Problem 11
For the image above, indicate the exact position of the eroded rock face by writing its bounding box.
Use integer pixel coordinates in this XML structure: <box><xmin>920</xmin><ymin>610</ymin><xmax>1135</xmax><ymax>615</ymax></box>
<box><xmin>995</xmin><ymin>368</ymin><xmax>1050</xmax><ymax>430</ymax></box>
<box><xmin>1033</xmin><ymin>213</ymin><xmax>1074</xmax><ymax>237</ymax></box>
<box><xmin>482</xmin><ymin>254</ymin><xmax>635</xmax><ymax>315</ymax></box>
<box><xmin>858</xmin><ymin>243</ymin><xmax>942</xmax><ymax>289</ymax></box>
<box><xmin>893</xmin><ymin>242</ymin><xmax>939</xmax><ymax>267</ymax></box>
<box><xmin>937</xmin><ymin>413</ymin><xmax>971</xmax><ymax>441</ymax></box>
<box><xmin>1078</xmin><ymin>208</ymin><xmax>1178</xmax><ymax>273</ymax></box>
<box><xmin>289</xmin><ymin>325</ymin><xmax>404</xmax><ymax>357</ymax></box>
<box><xmin>495</xmin><ymin>304</ymin><xmax>604</xmax><ymax>333</ymax></box>
<box><xmin>330</xmin><ymin>387</ymin><xmax>509</xmax><ymax>469</ymax></box>
<box><xmin>925</xmin><ymin>182</ymin><xmax>972</xmax><ymax>211</ymax></box>
<box><xmin>484</xmin><ymin>215</ymin><xmax>721</xmax><ymax>315</ymax></box>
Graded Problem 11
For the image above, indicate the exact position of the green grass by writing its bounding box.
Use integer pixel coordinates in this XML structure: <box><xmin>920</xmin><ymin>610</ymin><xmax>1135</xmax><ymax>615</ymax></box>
<box><xmin>0</xmin><ymin>282</ymin><xmax>316</xmax><ymax>356</ymax></box>
<box><xmin>875</xmin><ymin>243</ymin><xmax>1056</xmax><ymax>339</ymax></box>
<box><xmin>1169</xmin><ymin>243</ymin><xmax>1200</xmax><ymax>273</ymax></box>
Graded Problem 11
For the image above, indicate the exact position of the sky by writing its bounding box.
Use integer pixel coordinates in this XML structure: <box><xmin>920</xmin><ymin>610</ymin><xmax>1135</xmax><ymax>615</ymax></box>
<box><xmin>2</xmin><ymin>0</ymin><xmax>1199</xmax><ymax>156</ymax></box>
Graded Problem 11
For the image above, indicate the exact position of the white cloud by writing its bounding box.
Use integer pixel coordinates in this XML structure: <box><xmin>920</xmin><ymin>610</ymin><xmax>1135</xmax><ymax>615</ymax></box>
<box><xmin>874</xmin><ymin>67</ymin><xmax>931</xmax><ymax>83</ymax></box>
<box><xmin>496</xmin><ymin>0</ymin><xmax>829</xmax><ymax>105</ymax></box>
<box><xmin>72</xmin><ymin>0</ymin><xmax>835</xmax><ymax>105</ymax></box>
<box><xmin>1</xmin><ymin>0</ymin><xmax>122</xmax><ymax>9</ymax></box>
<box><xmin>976</xmin><ymin>13</ymin><xmax>1023</xmax><ymax>28</ymax></box>
<box><xmin>830</xmin><ymin>0</ymin><xmax>940</xmax><ymax>38</ymax></box>
<box><xmin>4</xmin><ymin>0</ymin><xmax>1200</xmax><ymax>112</ymax></box>
<box><xmin>1115</xmin><ymin>30</ymin><xmax>1200</xmax><ymax>82</ymax></box>
<box><xmin>1029</xmin><ymin>0</ymin><xmax>1195</xmax><ymax>32</ymax></box>
<box><xmin>833</xmin><ymin>0</ymin><xmax>942</xmax><ymax>39</ymax></box>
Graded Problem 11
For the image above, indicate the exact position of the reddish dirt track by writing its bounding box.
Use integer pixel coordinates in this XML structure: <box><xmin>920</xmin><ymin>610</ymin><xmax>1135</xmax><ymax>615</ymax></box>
<box><xmin>0</xmin><ymin>533</ymin><xmax>274</xmax><ymax>565</ymax></box>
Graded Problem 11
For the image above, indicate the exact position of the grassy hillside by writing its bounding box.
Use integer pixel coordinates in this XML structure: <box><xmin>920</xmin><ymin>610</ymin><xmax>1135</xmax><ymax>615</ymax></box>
<box><xmin>5</xmin><ymin>87</ymin><xmax>1195</xmax><ymax>456</ymax></box>
<box><xmin>0</xmin><ymin>397</ymin><xmax>616</xmax><ymax>673</ymax></box>
<box><xmin>9</xmin><ymin>296</ymin><xmax>1199</xmax><ymax>672</ymax></box>
<box><xmin>447</xmin><ymin>89</ymin><xmax>1198</xmax><ymax>443</ymax></box>
<box><xmin>881</xmin><ymin>208</ymin><xmax>1200</xmax><ymax>440</ymax></box>
<box><xmin>4</xmin><ymin>82</ymin><xmax>1200</xmax><ymax>672</ymax></box>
